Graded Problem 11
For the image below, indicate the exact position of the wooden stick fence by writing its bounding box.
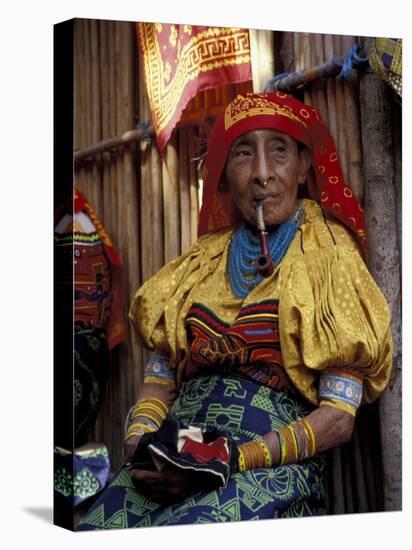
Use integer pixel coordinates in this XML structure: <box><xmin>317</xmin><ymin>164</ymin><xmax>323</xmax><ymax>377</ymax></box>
<box><xmin>75</xmin><ymin>19</ymin><xmax>142</xmax><ymax>469</ymax></box>
<box><xmin>75</xmin><ymin>126</ymin><xmax>154</xmax><ymax>163</ymax></box>
<box><xmin>74</xmin><ymin>18</ymin><xmax>208</xmax><ymax>469</ymax></box>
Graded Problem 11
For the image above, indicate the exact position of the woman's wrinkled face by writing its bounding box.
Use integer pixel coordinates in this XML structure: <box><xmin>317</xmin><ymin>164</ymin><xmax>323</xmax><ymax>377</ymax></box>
<box><xmin>224</xmin><ymin>129</ymin><xmax>311</xmax><ymax>227</ymax></box>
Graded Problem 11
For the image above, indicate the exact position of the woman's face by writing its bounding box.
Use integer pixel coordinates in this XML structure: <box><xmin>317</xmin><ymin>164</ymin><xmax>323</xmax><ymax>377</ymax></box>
<box><xmin>224</xmin><ymin>129</ymin><xmax>311</xmax><ymax>227</ymax></box>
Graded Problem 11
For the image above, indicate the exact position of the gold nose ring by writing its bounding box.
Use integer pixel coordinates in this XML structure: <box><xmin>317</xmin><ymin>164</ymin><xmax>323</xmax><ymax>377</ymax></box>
<box><xmin>263</xmin><ymin>179</ymin><xmax>269</xmax><ymax>187</ymax></box>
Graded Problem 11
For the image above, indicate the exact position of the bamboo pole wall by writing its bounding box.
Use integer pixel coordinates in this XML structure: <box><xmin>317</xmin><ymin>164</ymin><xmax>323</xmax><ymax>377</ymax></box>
<box><xmin>74</xmin><ymin>19</ymin><xmax>207</xmax><ymax>470</ymax></box>
<box><xmin>75</xmin><ymin>19</ymin><xmax>141</xmax><ymax>469</ymax></box>
<box><xmin>283</xmin><ymin>32</ymin><xmax>365</xmax><ymax>202</ymax></box>
<box><xmin>249</xmin><ymin>29</ymin><xmax>274</xmax><ymax>91</ymax></box>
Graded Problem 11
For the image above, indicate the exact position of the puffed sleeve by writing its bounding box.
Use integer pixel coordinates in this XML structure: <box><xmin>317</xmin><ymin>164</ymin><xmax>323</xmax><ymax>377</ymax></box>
<box><xmin>278</xmin><ymin>245</ymin><xmax>393</xmax><ymax>410</ymax></box>
<box><xmin>129</xmin><ymin>239</ymin><xmax>204</xmax><ymax>365</ymax></box>
<box><xmin>128</xmin><ymin>230</ymin><xmax>230</xmax><ymax>375</ymax></box>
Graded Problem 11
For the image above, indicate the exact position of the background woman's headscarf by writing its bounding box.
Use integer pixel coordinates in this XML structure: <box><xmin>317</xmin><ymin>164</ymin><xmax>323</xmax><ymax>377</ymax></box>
<box><xmin>198</xmin><ymin>92</ymin><xmax>367</xmax><ymax>255</ymax></box>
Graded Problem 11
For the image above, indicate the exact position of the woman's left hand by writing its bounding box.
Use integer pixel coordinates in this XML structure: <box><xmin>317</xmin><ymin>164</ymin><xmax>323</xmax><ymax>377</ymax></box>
<box><xmin>129</xmin><ymin>466</ymin><xmax>203</xmax><ymax>504</ymax></box>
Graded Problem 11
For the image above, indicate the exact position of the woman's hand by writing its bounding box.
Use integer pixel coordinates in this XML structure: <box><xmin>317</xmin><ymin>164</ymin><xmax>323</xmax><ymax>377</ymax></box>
<box><xmin>129</xmin><ymin>466</ymin><xmax>203</xmax><ymax>504</ymax></box>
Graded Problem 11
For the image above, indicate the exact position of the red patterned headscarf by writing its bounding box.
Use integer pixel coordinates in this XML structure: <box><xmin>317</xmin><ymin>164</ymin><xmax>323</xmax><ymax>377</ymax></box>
<box><xmin>198</xmin><ymin>92</ymin><xmax>366</xmax><ymax>255</ymax></box>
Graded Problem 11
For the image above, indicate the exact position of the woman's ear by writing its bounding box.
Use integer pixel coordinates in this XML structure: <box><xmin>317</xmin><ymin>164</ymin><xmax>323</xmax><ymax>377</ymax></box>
<box><xmin>297</xmin><ymin>147</ymin><xmax>312</xmax><ymax>185</ymax></box>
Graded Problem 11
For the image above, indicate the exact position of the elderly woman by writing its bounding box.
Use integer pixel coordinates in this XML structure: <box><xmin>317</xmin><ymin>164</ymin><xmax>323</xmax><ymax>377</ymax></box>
<box><xmin>77</xmin><ymin>92</ymin><xmax>392</xmax><ymax>529</ymax></box>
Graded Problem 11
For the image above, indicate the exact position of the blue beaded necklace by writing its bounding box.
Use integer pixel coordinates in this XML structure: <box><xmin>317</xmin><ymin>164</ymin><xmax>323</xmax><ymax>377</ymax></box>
<box><xmin>228</xmin><ymin>205</ymin><xmax>304</xmax><ymax>298</ymax></box>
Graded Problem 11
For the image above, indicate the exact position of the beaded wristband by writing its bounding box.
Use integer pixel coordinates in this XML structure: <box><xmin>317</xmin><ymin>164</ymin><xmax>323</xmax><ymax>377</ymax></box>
<box><xmin>275</xmin><ymin>431</ymin><xmax>283</xmax><ymax>464</ymax></box>
<box><xmin>125</xmin><ymin>421</ymin><xmax>156</xmax><ymax>440</ymax></box>
<box><xmin>238</xmin><ymin>448</ymin><xmax>246</xmax><ymax>473</ymax></box>
<box><xmin>275</xmin><ymin>418</ymin><xmax>316</xmax><ymax>465</ymax></box>
<box><xmin>237</xmin><ymin>438</ymin><xmax>272</xmax><ymax>471</ymax></box>
<box><xmin>300</xmin><ymin>418</ymin><xmax>316</xmax><ymax>457</ymax></box>
<box><xmin>131</xmin><ymin>396</ymin><xmax>169</xmax><ymax>411</ymax></box>
<box><xmin>131</xmin><ymin>397</ymin><xmax>169</xmax><ymax>418</ymax></box>
<box><xmin>290</xmin><ymin>422</ymin><xmax>301</xmax><ymax>458</ymax></box>
<box><xmin>278</xmin><ymin>431</ymin><xmax>287</xmax><ymax>465</ymax></box>
<box><xmin>240</xmin><ymin>441</ymin><xmax>257</xmax><ymax>470</ymax></box>
<box><xmin>130</xmin><ymin>397</ymin><xmax>169</xmax><ymax>428</ymax></box>
<box><xmin>292</xmin><ymin>421</ymin><xmax>309</xmax><ymax>459</ymax></box>
<box><xmin>237</xmin><ymin>417</ymin><xmax>317</xmax><ymax>471</ymax></box>
<box><xmin>287</xmin><ymin>425</ymin><xmax>299</xmax><ymax>461</ymax></box>
<box><xmin>260</xmin><ymin>439</ymin><xmax>272</xmax><ymax>468</ymax></box>
<box><xmin>278</xmin><ymin>426</ymin><xmax>299</xmax><ymax>464</ymax></box>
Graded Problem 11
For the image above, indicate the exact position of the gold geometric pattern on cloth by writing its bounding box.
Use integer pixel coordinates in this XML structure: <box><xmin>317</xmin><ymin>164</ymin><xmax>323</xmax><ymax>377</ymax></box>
<box><xmin>138</xmin><ymin>24</ymin><xmax>251</xmax><ymax>141</ymax></box>
<box><xmin>369</xmin><ymin>37</ymin><xmax>402</xmax><ymax>97</ymax></box>
<box><xmin>224</xmin><ymin>94</ymin><xmax>308</xmax><ymax>131</ymax></box>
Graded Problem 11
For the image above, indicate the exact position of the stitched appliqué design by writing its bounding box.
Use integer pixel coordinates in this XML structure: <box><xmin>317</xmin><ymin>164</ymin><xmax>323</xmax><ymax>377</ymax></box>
<box><xmin>185</xmin><ymin>300</ymin><xmax>295</xmax><ymax>392</ymax></box>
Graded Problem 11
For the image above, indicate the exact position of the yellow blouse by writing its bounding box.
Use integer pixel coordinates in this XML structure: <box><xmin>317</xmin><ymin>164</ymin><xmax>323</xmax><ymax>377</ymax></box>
<box><xmin>129</xmin><ymin>199</ymin><xmax>392</xmax><ymax>410</ymax></box>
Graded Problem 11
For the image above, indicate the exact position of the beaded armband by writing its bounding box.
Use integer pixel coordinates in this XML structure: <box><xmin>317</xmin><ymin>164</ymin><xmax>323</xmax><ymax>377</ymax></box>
<box><xmin>143</xmin><ymin>353</ymin><xmax>176</xmax><ymax>387</ymax></box>
<box><xmin>319</xmin><ymin>369</ymin><xmax>363</xmax><ymax>416</ymax></box>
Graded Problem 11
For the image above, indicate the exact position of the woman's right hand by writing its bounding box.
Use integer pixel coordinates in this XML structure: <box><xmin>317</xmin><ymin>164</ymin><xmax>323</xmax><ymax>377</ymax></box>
<box><xmin>129</xmin><ymin>466</ymin><xmax>203</xmax><ymax>504</ymax></box>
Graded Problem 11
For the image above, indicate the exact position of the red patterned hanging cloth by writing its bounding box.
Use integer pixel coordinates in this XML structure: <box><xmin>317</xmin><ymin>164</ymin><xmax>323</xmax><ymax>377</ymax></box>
<box><xmin>137</xmin><ymin>23</ymin><xmax>252</xmax><ymax>151</ymax></box>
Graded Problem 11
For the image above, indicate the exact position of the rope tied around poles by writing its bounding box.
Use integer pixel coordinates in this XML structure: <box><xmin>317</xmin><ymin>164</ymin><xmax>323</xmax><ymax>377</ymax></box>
<box><xmin>264</xmin><ymin>43</ymin><xmax>369</xmax><ymax>93</ymax></box>
<box><xmin>136</xmin><ymin>120</ymin><xmax>153</xmax><ymax>144</ymax></box>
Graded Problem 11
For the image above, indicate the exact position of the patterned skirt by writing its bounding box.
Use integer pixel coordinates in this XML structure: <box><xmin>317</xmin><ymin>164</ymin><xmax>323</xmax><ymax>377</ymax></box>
<box><xmin>76</xmin><ymin>374</ymin><xmax>325</xmax><ymax>530</ymax></box>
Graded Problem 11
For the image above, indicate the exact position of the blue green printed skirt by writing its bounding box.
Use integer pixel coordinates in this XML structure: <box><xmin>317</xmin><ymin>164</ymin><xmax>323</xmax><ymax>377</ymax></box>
<box><xmin>76</xmin><ymin>375</ymin><xmax>325</xmax><ymax>530</ymax></box>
